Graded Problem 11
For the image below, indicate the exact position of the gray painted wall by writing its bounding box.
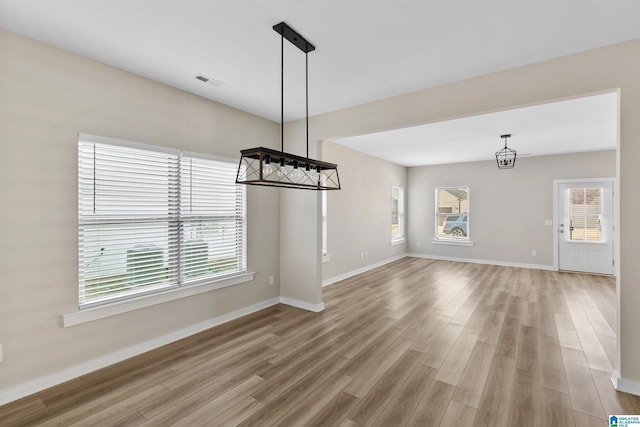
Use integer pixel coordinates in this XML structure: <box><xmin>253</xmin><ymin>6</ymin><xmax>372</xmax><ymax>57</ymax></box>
<box><xmin>407</xmin><ymin>150</ymin><xmax>616</xmax><ymax>267</ymax></box>
<box><xmin>321</xmin><ymin>141</ymin><xmax>406</xmax><ymax>283</ymax></box>
<box><xmin>0</xmin><ymin>30</ymin><xmax>281</xmax><ymax>392</ymax></box>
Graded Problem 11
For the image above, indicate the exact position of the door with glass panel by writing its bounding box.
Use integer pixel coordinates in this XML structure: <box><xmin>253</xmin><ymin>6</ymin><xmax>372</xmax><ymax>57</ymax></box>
<box><xmin>557</xmin><ymin>179</ymin><xmax>614</xmax><ymax>275</ymax></box>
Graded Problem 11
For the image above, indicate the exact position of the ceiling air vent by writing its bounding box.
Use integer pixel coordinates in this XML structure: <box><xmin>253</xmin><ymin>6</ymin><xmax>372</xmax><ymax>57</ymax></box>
<box><xmin>195</xmin><ymin>74</ymin><xmax>225</xmax><ymax>86</ymax></box>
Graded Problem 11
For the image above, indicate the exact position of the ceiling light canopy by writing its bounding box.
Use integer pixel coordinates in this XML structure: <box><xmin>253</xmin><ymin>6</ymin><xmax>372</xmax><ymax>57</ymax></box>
<box><xmin>495</xmin><ymin>134</ymin><xmax>516</xmax><ymax>169</ymax></box>
<box><xmin>236</xmin><ymin>22</ymin><xmax>341</xmax><ymax>190</ymax></box>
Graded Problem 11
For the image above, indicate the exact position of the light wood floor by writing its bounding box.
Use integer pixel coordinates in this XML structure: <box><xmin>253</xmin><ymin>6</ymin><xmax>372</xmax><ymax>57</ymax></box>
<box><xmin>2</xmin><ymin>258</ymin><xmax>640</xmax><ymax>426</ymax></box>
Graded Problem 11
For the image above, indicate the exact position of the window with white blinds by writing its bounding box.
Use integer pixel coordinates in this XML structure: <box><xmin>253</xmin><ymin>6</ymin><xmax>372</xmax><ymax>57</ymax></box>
<box><xmin>78</xmin><ymin>135</ymin><xmax>246</xmax><ymax>308</ymax></box>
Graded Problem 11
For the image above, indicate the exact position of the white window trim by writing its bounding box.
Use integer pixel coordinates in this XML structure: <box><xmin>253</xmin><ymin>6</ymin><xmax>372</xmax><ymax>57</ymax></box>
<box><xmin>63</xmin><ymin>272</ymin><xmax>254</xmax><ymax>327</ymax></box>
<box><xmin>434</xmin><ymin>186</ymin><xmax>470</xmax><ymax>242</ymax></box>
<box><xmin>431</xmin><ymin>238</ymin><xmax>475</xmax><ymax>247</ymax></box>
<box><xmin>391</xmin><ymin>186</ymin><xmax>406</xmax><ymax>244</ymax></box>
<box><xmin>321</xmin><ymin>191</ymin><xmax>329</xmax><ymax>258</ymax></box>
<box><xmin>75</xmin><ymin>133</ymin><xmax>249</xmax><ymax>318</ymax></box>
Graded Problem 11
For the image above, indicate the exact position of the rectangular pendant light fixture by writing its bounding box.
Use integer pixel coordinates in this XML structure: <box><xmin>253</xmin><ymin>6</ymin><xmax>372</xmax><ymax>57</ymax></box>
<box><xmin>236</xmin><ymin>22</ymin><xmax>341</xmax><ymax>191</ymax></box>
<box><xmin>237</xmin><ymin>146</ymin><xmax>341</xmax><ymax>190</ymax></box>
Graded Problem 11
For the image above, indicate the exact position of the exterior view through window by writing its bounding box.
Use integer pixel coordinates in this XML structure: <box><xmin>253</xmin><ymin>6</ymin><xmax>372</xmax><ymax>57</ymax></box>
<box><xmin>436</xmin><ymin>187</ymin><xmax>469</xmax><ymax>239</ymax></box>
<box><xmin>391</xmin><ymin>187</ymin><xmax>405</xmax><ymax>242</ymax></box>
<box><xmin>78</xmin><ymin>135</ymin><xmax>246</xmax><ymax>308</ymax></box>
<box><xmin>568</xmin><ymin>187</ymin><xmax>603</xmax><ymax>241</ymax></box>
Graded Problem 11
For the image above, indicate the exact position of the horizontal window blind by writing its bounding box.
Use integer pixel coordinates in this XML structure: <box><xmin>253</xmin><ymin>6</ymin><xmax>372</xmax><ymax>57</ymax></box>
<box><xmin>78</xmin><ymin>135</ymin><xmax>246</xmax><ymax>307</ymax></box>
<box><xmin>180</xmin><ymin>155</ymin><xmax>246</xmax><ymax>283</ymax></box>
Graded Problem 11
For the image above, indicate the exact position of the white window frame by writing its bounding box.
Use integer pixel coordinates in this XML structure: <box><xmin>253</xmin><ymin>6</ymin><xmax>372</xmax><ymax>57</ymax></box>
<box><xmin>321</xmin><ymin>191</ymin><xmax>331</xmax><ymax>262</ymax></box>
<box><xmin>433</xmin><ymin>186</ymin><xmax>473</xmax><ymax>246</ymax></box>
<box><xmin>70</xmin><ymin>134</ymin><xmax>251</xmax><ymax>324</ymax></box>
<box><xmin>391</xmin><ymin>186</ymin><xmax>406</xmax><ymax>244</ymax></box>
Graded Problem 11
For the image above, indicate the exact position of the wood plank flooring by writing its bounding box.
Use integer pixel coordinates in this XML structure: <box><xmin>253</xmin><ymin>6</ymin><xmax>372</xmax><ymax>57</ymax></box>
<box><xmin>2</xmin><ymin>257</ymin><xmax>640</xmax><ymax>426</ymax></box>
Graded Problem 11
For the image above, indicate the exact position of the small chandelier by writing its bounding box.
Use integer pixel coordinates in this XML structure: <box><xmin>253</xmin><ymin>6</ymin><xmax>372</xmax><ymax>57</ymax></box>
<box><xmin>495</xmin><ymin>133</ymin><xmax>516</xmax><ymax>169</ymax></box>
<box><xmin>236</xmin><ymin>22</ymin><xmax>341</xmax><ymax>190</ymax></box>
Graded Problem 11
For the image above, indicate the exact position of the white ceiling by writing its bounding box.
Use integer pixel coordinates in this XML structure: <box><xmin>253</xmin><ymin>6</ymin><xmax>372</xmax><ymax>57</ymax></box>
<box><xmin>0</xmin><ymin>1</ymin><xmax>632</xmax><ymax>165</ymax></box>
<box><xmin>333</xmin><ymin>92</ymin><xmax>618</xmax><ymax>166</ymax></box>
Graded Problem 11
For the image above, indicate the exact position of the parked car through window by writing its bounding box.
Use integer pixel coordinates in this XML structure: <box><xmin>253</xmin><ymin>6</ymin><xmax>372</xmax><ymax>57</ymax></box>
<box><xmin>442</xmin><ymin>214</ymin><xmax>467</xmax><ymax>237</ymax></box>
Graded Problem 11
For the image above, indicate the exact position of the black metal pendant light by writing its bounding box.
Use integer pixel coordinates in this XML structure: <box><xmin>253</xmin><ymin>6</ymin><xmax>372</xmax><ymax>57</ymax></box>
<box><xmin>236</xmin><ymin>22</ymin><xmax>341</xmax><ymax>190</ymax></box>
<box><xmin>495</xmin><ymin>133</ymin><xmax>516</xmax><ymax>169</ymax></box>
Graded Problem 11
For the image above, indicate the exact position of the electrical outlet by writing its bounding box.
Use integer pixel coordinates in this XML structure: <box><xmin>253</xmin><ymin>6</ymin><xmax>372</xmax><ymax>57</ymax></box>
<box><xmin>545</xmin><ymin>219</ymin><xmax>553</xmax><ymax>226</ymax></box>
<box><xmin>531</xmin><ymin>250</ymin><xmax>537</xmax><ymax>257</ymax></box>
<box><xmin>0</xmin><ymin>344</ymin><xmax>3</xmax><ymax>363</ymax></box>
<box><xmin>269</xmin><ymin>275</ymin><xmax>275</xmax><ymax>285</ymax></box>
<box><xmin>416</xmin><ymin>242</ymin><xmax>421</xmax><ymax>248</ymax></box>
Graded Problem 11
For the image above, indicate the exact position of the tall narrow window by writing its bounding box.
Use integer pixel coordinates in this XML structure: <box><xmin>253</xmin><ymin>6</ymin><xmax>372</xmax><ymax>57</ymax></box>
<box><xmin>321</xmin><ymin>191</ymin><xmax>328</xmax><ymax>256</ymax></box>
<box><xmin>78</xmin><ymin>135</ymin><xmax>246</xmax><ymax>308</ymax></box>
<box><xmin>391</xmin><ymin>187</ymin><xmax>405</xmax><ymax>243</ymax></box>
<box><xmin>435</xmin><ymin>187</ymin><xmax>469</xmax><ymax>239</ymax></box>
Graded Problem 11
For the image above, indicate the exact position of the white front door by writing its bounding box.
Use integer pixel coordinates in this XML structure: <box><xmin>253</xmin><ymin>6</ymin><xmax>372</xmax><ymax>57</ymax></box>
<box><xmin>557</xmin><ymin>179</ymin><xmax>614</xmax><ymax>275</ymax></box>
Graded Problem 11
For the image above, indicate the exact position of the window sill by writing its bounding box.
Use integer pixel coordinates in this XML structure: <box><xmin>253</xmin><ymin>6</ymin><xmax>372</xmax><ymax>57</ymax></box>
<box><xmin>63</xmin><ymin>272</ymin><xmax>255</xmax><ymax>327</ymax></box>
<box><xmin>322</xmin><ymin>254</ymin><xmax>332</xmax><ymax>263</ymax></box>
<box><xmin>432</xmin><ymin>238</ymin><xmax>475</xmax><ymax>247</ymax></box>
<box><xmin>390</xmin><ymin>239</ymin><xmax>406</xmax><ymax>246</ymax></box>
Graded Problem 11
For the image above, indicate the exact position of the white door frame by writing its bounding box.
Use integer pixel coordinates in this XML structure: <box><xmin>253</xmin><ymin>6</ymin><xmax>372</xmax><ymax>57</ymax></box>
<box><xmin>553</xmin><ymin>177</ymin><xmax>615</xmax><ymax>273</ymax></box>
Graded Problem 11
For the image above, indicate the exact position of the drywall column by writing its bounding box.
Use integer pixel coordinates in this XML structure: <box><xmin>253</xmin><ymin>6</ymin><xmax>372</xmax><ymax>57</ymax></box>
<box><xmin>617</xmin><ymin>77</ymin><xmax>640</xmax><ymax>394</ymax></box>
<box><xmin>279</xmin><ymin>120</ymin><xmax>323</xmax><ymax>311</ymax></box>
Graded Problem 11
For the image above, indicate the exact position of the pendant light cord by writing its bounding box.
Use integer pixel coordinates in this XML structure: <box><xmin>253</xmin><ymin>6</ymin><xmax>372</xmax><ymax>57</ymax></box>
<box><xmin>279</xmin><ymin>24</ymin><xmax>311</xmax><ymax>159</ymax></box>
<box><xmin>281</xmin><ymin>32</ymin><xmax>284</xmax><ymax>153</ymax></box>
<box><xmin>306</xmin><ymin>52</ymin><xmax>309</xmax><ymax>159</ymax></box>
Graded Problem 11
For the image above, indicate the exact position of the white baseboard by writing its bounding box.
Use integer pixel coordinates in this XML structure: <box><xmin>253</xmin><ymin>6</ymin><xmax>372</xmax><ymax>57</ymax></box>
<box><xmin>322</xmin><ymin>254</ymin><xmax>407</xmax><ymax>287</ymax></box>
<box><xmin>611</xmin><ymin>370</ymin><xmax>640</xmax><ymax>396</ymax></box>
<box><xmin>0</xmin><ymin>253</ymin><xmax>580</xmax><ymax>407</ymax></box>
<box><xmin>407</xmin><ymin>253</ymin><xmax>557</xmax><ymax>271</ymax></box>
<box><xmin>321</xmin><ymin>253</ymin><xmax>554</xmax><ymax>288</ymax></box>
<box><xmin>280</xmin><ymin>297</ymin><xmax>325</xmax><ymax>312</ymax></box>
<box><xmin>0</xmin><ymin>297</ymin><xmax>281</xmax><ymax>407</ymax></box>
